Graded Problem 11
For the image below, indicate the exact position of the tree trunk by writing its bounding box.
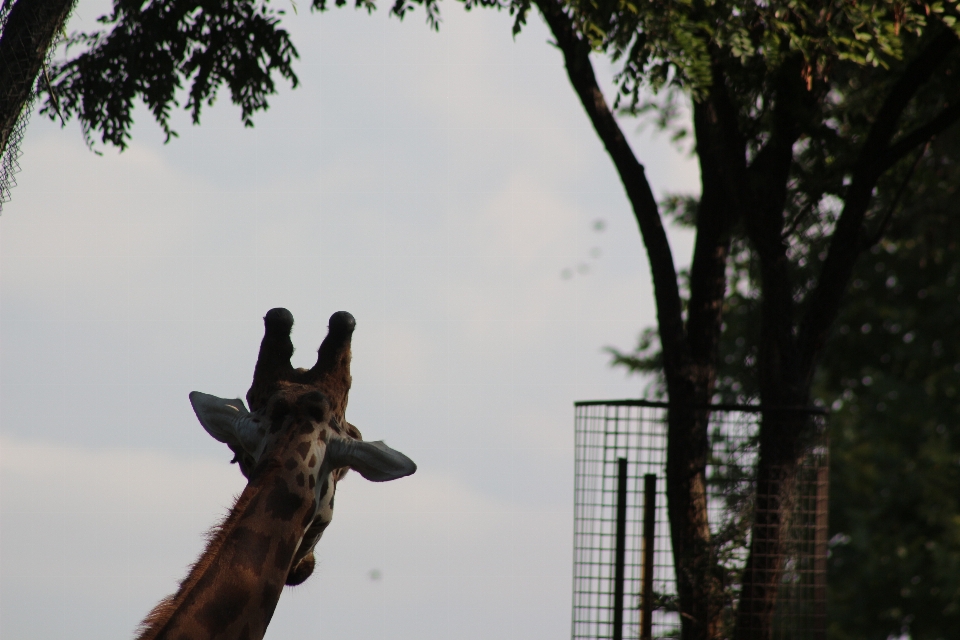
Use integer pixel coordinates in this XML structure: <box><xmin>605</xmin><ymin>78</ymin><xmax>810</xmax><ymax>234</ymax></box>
<box><xmin>733</xmin><ymin>405</ymin><xmax>810</xmax><ymax>640</ymax></box>
<box><xmin>661</xmin><ymin>98</ymin><xmax>740</xmax><ymax>640</ymax></box>
<box><xmin>526</xmin><ymin>14</ymin><xmax>736</xmax><ymax>628</ymax></box>
<box><xmin>665</xmin><ymin>397</ymin><xmax>723</xmax><ymax>640</ymax></box>
<box><xmin>731</xmin><ymin>197</ymin><xmax>814</xmax><ymax>640</ymax></box>
<box><xmin>0</xmin><ymin>0</ymin><xmax>74</xmax><ymax>160</ymax></box>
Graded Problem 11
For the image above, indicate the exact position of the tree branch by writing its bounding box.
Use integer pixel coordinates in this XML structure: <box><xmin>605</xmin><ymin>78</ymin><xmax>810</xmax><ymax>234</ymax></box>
<box><xmin>685</xmin><ymin>100</ymin><xmax>736</xmax><ymax>373</ymax></box>
<box><xmin>744</xmin><ymin>55</ymin><xmax>807</xmax><ymax>264</ymax></box>
<box><xmin>878</xmin><ymin>100</ymin><xmax>960</xmax><ymax>174</ymax></box>
<box><xmin>737</xmin><ymin>56</ymin><xmax>810</xmax><ymax>404</ymax></box>
<box><xmin>533</xmin><ymin>0</ymin><xmax>687</xmax><ymax>373</ymax></box>
<box><xmin>857</xmin><ymin>28</ymin><xmax>960</xmax><ymax>165</ymax></box>
<box><xmin>797</xmin><ymin>29</ymin><xmax>960</xmax><ymax>375</ymax></box>
<box><xmin>866</xmin><ymin>140</ymin><xmax>930</xmax><ymax>248</ymax></box>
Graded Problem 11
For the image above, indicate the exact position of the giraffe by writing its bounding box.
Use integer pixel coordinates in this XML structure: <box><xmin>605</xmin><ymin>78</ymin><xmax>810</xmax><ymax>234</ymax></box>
<box><xmin>135</xmin><ymin>309</ymin><xmax>416</xmax><ymax>640</ymax></box>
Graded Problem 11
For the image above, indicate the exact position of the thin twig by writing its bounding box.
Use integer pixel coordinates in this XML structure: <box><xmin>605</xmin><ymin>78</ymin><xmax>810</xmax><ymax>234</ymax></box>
<box><xmin>782</xmin><ymin>203</ymin><xmax>813</xmax><ymax>240</ymax></box>
<box><xmin>866</xmin><ymin>139</ymin><xmax>931</xmax><ymax>248</ymax></box>
<box><xmin>42</xmin><ymin>62</ymin><xmax>66</xmax><ymax>126</ymax></box>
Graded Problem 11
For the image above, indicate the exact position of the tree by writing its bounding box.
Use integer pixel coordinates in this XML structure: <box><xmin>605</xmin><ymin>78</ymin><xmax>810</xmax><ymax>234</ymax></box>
<box><xmin>38</xmin><ymin>0</ymin><xmax>299</xmax><ymax>149</ymax></box>
<box><xmin>500</xmin><ymin>3</ymin><xmax>960</xmax><ymax>638</ymax></box>
<box><xmin>618</xmin><ymin>125</ymin><xmax>960</xmax><ymax>640</ymax></box>
<box><xmin>36</xmin><ymin>0</ymin><xmax>960</xmax><ymax>638</ymax></box>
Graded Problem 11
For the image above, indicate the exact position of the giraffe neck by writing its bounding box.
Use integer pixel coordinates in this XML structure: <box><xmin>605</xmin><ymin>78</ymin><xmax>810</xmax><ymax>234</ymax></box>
<box><xmin>136</xmin><ymin>463</ymin><xmax>317</xmax><ymax>640</ymax></box>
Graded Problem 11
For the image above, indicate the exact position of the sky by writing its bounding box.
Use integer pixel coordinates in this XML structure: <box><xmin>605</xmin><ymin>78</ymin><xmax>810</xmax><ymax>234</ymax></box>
<box><xmin>0</xmin><ymin>4</ymin><xmax>699</xmax><ymax>639</ymax></box>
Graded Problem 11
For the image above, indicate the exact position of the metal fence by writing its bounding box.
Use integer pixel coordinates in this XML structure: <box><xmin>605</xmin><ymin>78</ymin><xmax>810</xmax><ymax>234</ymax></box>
<box><xmin>0</xmin><ymin>0</ymin><xmax>71</xmax><ymax>213</ymax></box>
<box><xmin>572</xmin><ymin>400</ymin><xmax>828</xmax><ymax>640</ymax></box>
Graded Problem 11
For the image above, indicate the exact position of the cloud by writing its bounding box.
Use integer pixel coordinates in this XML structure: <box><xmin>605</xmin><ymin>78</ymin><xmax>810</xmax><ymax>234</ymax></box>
<box><xmin>0</xmin><ymin>436</ymin><xmax>571</xmax><ymax>640</ymax></box>
<box><xmin>0</xmin><ymin>436</ymin><xmax>244</xmax><ymax>639</ymax></box>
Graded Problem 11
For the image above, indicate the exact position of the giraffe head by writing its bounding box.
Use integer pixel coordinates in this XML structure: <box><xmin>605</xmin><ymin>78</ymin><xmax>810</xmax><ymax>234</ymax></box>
<box><xmin>188</xmin><ymin>309</ymin><xmax>416</xmax><ymax>585</ymax></box>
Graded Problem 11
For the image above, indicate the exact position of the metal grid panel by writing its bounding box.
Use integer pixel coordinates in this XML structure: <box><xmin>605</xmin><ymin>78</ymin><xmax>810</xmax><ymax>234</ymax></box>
<box><xmin>572</xmin><ymin>402</ymin><xmax>678</xmax><ymax>640</ymax></box>
<box><xmin>0</xmin><ymin>0</ymin><xmax>70</xmax><ymax>213</ymax></box>
<box><xmin>740</xmin><ymin>449</ymin><xmax>829</xmax><ymax>640</ymax></box>
<box><xmin>572</xmin><ymin>401</ymin><xmax>827</xmax><ymax>640</ymax></box>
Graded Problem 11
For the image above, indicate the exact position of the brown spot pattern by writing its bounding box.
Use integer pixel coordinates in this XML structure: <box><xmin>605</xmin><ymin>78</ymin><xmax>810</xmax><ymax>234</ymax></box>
<box><xmin>196</xmin><ymin>582</ymin><xmax>250</xmax><ymax>636</ymax></box>
<box><xmin>299</xmin><ymin>390</ymin><xmax>330</xmax><ymax>422</ymax></box>
<box><xmin>232</xmin><ymin>527</ymin><xmax>272</xmax><ymax>573</ymax></box>
<box><xmin>260</xmin><ymin>582</ymin><xmax>282</xmax><ymax>625</ymax></box>
<box><xmin>274</xmin><ymin>535</ymin><xmax>297</xmax><ymax>572</ymax></box>
<box><xmin>265</xmin><ymin>476</ymin><xmax>303</xmax><ymax>522</ymax></box>
<box><xmin>269</xmin><ymin>400</ymin><xmax>289</xmax><ymax>434</ymax></box>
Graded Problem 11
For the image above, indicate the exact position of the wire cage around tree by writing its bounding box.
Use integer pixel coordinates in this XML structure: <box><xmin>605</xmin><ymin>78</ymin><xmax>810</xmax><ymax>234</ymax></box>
<box><xmin>572</xmin><ymin>400</ymin><xmax>828</xmax><ymax>640</ymax></box>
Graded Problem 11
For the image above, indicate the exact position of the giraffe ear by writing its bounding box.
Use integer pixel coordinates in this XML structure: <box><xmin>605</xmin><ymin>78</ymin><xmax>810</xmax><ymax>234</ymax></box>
<box><xmin>189</xmin><ymin>391</ymin><xmax>268</xmax><ymax>460</ymax></box>
<box><xmin>326</xmin><ymin>438</ymin><xmax>417</xmax><ymax>482</ymax></box>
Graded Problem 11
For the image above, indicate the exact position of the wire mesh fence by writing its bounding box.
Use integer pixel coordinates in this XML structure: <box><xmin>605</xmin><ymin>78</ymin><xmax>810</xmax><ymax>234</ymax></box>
<box><xmin>572</xmin><ymin>400</ymin><xmax>828</xmax><ymax>640</ymax></box>
<box><xmin>0</xmin><ymin>0</ymin><xmax>72</xmax><ymax>213</ymax></box>
<box><xmin>0</xmin><ymin>0</ymin><xmax>33</xmax><ymax>211</ymax></box>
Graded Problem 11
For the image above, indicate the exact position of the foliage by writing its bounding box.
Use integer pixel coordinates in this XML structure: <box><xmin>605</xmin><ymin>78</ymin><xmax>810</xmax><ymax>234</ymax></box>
<box><xmin>43</xmin><ymin>0</ymin><xmax>960</xmax><ymax>160</ymax></box>
<box><xmin>822</xmin><ymin>131</ymin><xmax>960</xmax><ymax>640</ymax></box>
<box><xmin>569</xmin><ymin>0</ymin><xmax>959</xmax><ymax>103</ymax></box>
<box><xmin>43</xmin><ymin>0</ymin><xmax>302</xmax><ymax>148</ymax></box>
<box><xmin>614</xmin><ymin>128</ymin><xmax>960</xmax><ymax>639</ymax></box>
<box><xmin>40</xmin><ymin>0</ymin><xmax>453</xmax><ymax>148</ymax></box>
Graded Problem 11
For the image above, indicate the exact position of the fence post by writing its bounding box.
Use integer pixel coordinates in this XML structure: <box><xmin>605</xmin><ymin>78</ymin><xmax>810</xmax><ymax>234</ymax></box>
<box><xmin>613</xmin><ymin>457</ymin><xmax>628</xmax><ymax>640</ymax></box>
<box><xmin>641</xmin><ymin>474</ymin><xmax>656</xmax><ymax>640</ymax></box>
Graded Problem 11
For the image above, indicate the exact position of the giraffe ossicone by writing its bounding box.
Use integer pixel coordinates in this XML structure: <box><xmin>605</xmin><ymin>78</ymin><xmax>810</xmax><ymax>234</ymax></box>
<box><xmin>135</xmin><ymin>309</ymin><xmax>416</xmax><ymax>640</ymax></box>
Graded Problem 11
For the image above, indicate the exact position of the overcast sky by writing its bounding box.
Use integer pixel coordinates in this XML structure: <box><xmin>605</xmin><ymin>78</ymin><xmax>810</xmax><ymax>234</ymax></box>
<box><xmin>0</xmin><ymin>4</ymin><xmax>699</xmax><ymax>639</ymax></box>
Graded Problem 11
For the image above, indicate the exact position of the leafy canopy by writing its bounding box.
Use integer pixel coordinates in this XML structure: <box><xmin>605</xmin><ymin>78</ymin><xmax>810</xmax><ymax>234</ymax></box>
<box><xmin>566</xmin><ymin>0</ymin><xmax>951</xmax><ymax>96</ymax></box>
<box><xmin>44</xmin><ymin>0</ymin><xmax>960</xmax><ymax>151</ymax></box>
